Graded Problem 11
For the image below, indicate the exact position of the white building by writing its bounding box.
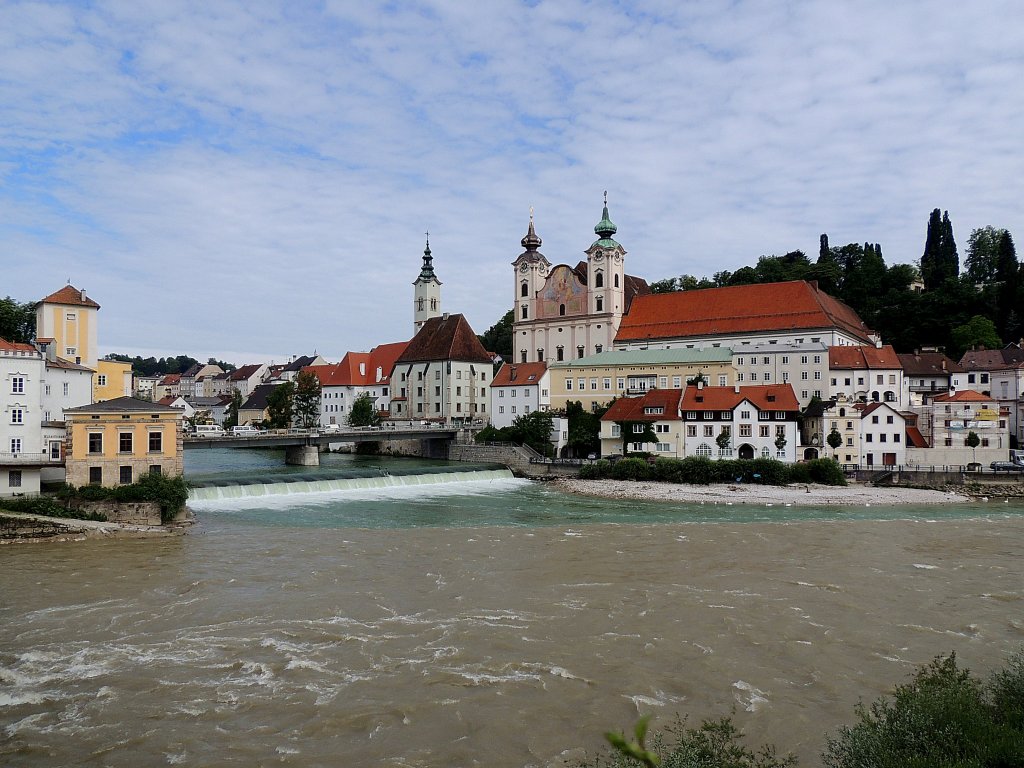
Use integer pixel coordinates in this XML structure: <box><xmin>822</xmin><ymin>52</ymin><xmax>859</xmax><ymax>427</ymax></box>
<box><xmin>1</xmin><ymin>339</ymin><xmax>46</xmax><ymax>496</ymax></box>
<box><xmin>828</xmin><ymin>345</ymin><xmax>904</xmax><ymax>406</ymax></box>
<box><xmin>489</xmin><ymin>362</ymin><xmax>549</xmax><ymax>429</ymax></box>
<box><xmin>679</xmin><ymin>384</ymin><xmax>800</xmax><ymax>462</ymax></box>
<box><xmin>599</xmin><ymin>388</ymin><xmax>685</xmax><ymax>458</ymax></box>
<box><xmin>853</xmin><ymin>402</ymin><xmax>907</xmax><ymax>468</ymax></box>
<box><xmin>733</xmin><ymin>342</ymin><xmax>829</xmax><ymax>407</ymax></box>
<box><xmin>413</xmin><ymin>237</ymin><xmax>443</xmax><ymax>335</ymax></box>
<box><xmin>305</xmin><ymin>342</ymin><xmax>408</xmax><ymax>426</ymax></box>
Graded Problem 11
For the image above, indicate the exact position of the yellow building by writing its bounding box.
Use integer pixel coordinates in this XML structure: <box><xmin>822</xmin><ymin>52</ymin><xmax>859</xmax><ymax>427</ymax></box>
<box><xmin>35</xmin><ymin>285</ymin><xmax>101</xmax><ymax>369</ymax></box>
<box><xmin>548</xmin><ymin>348</ymin><xmax>735</xmax><ymax>412</ymax></box>
<box><xmin>63</xmin><ymin>397</ymin><xmax>183</xmax><ymax>487</ymax></box>
<box><xmin>94</xmin><ymin>359</ymin><xmax>134</xmax><ymax>402</ymax></box>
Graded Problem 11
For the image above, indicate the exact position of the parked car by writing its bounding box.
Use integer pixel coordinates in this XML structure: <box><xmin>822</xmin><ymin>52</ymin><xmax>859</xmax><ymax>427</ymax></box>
<box><xmin>321</xmin><ymin>423</ymin><xmax>342</xmax><ymax>432</ymax></box>
<box><xmin>990</xmin><ymin>461</ymin><xmax>1024</xmax><ymax>472</ymax></box>
<box><xmin>195</xmin><ymin>424</ymin><xmax>226</xmax><ymax>438</ymax></box>
<box><xmin>232</xmin><ymin>425</ymin><xmax>265</xmax><ymax>436</ymax></box>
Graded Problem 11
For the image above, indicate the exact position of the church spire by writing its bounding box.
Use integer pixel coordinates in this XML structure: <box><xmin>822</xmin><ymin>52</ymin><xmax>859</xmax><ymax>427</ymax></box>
<box><xmin>593</xmin><ymin>190</ymin><xmax>617</xmax><ymax>241</ymax></box>
<box><xmin>521</xmin><ymin>206</ymin><xmax>542</xmax><ymax>251</ymax></box>
<box><xmin>418</xmin><ymin>232</ymin><xmax>438</xmax><ymax>282</ymax></box>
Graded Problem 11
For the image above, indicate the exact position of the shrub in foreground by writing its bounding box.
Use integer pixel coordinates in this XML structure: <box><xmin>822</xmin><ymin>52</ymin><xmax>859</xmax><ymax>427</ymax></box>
<box><xmin>803</xmin><ymin>458</ymin><xmax>846</xmax><ymax>486</ymax></box>
<box><xmin>610</xmin><ymin>457</ymin><xmax>652</xmax><ymax>481</ymax></box>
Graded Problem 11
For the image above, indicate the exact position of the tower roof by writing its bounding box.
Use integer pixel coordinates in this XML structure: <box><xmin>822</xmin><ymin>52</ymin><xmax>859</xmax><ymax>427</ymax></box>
<box><xmin>39</xmin><ymin>284</ymin><xmax>100</xmax><ymax>309</ymax></box>
<box><xmin>513</xmin><ymin>208</ymin><xmax>549</xmax><ymax>266</ymax></box>
<box><xmin>415</xmin><ymin>234</ymin><xmax>441</xmax><ymax>284</ymax></box>
<box><xmin>591</xmin><ymin>191</ymin><xmax>620</xmax><ymax>249</ymax></box>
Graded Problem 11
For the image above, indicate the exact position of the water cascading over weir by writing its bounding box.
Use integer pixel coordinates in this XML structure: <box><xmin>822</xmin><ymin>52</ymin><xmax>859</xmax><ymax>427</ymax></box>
<box><xmin>187</xmin><ymin>464</ymin><xmax>513</xmax><ymax>502</ymax></box>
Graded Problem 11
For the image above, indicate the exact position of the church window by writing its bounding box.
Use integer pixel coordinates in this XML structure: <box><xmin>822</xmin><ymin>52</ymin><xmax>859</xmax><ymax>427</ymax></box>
<box><xmin>556</xmin><ymin>346</ymin><xmax>564</xmax><ymax>361</ymax></box>
<box><xmin>521</xmin><ymin>350</ymin><xmax>527</xmax><ymax>363</ymax></box>
<box><xmin>521</xmin><ymin>305</ymin><xmax>528</xmax><ymax>320</ymax></box>
<box><xmin>614</xmin><ymin>274</ymin><xmax>620</xmax><ymax>288</ymax></box>
<box><xmin>537</xmin><ymin>349</ymin><xmax>544</xmax><ymax>362</ymax></box>
<box><xmin>430</xmin><ymin>298</ymin><xmax>437</xmax><ymax>310</ymax></box>
<box><xmin>595</xmin><ymin>344</ymin><xmax>602</xmax><ymax>353</ymax></box>
<box><xmin>577</xmin><ymin>346</ymin><xmax>584</xmax><ymax>358</ymax></box>
<box><xmin>595</xmin><ymin>271</ymin><xmax>604</xmax><ymax>288</ymax></box>
<box><xmin>559</xmin><ymin>304</ymin><xmax>566</xmax><ymax>316</ymax></box>
<box><xmin>521</xmin><ymin>282</ymin><xmax>529</xmax><ymax>297</ymax></box>
<box><xmin>596</xmin><ymin>296</ymin><xmax>603</xmax><ymax>312</ymax></box>
<box><xmin>417</xmin><ymin>297</ymin><xmax>424</xmax><ymax>311</ymax></box>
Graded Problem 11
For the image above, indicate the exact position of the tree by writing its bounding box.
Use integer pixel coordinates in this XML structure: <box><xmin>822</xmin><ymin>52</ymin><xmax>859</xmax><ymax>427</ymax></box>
<box><xmin>774</xmin><ymin>433</ymin><xmax>787</xmax><ymax>455</ymax></box>
<box><xmin>0</xmin><ymin>297</ymin><xmax>35</xmax><ymax>343</ymax></box>
<box><xmin>965</xmin><ymin>226</ymin><xmax>1006</xmax><ymax>284</ymax></box>
<box><xmin>477</xmin><ymin>309</ymin><xmax>513</xmax><ymax>360</ymax></box>
<box><xmin>508</xmin><ymin>410</ymin><xmax>555</xmax><ymax>456</ymax></box>
<box><xmin>965</xmin><ymin>430</ymin><xmax>980</xmax><ymax>463</ymax></box>
<box><xmin>207</xmin><ymin>357</ymin><xmax>237</xmax><ymax>372</ymax></box>
<box><xmin>348</xmin><ymin>392</ymin><xmax>381</xmax><ymax>427</ymax></box>
<box><xmin>265</xmin><ymin>382</ymin><xmax>295</xmax><ymax>429</ymax></box>
<box><xmin>995</xmin><ymin>230</ymin><xmax>1021</xmax><ymax>340</ymax></box>
<box><xmin>951</xmin><ymin>316</ymin><xmax>1002</xmax><ymax>358</ymax></box>
<box><xmin>616</xmin><ymin>420</ymin><xmax>657</xmax><ymax>455</ymax></box>
<box><xmin>827</xmin><ymin>427</ymin><xmax>843</xmax><ymax>458</ymax></box>
<box><xmin>223</xmin><ymin>388</ymin><xmax>243</xmax><ymax>428</ymax></box>
<box><xmin>292</xmin><ymin>370</ymin><xmax>322</xmax><ymax>429</ymax></box>
<box><xmin>565</xmin><ymin>400</ymin><xmax>603</xmax><ymax>458</ymax></box>
<box><xmin>716</xmin><ymin>426</ymin><xmax>731</xmax><ymax>456</ymax></box>
<box><xmin>920</xmin><ymin>208</ymin><xmax>959</xmax><ymax>290</ymax></box>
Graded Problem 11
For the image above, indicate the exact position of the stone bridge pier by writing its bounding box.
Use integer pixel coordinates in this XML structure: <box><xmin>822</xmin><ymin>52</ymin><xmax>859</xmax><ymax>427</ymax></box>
<box><xmin>285</xmin><ymin>445</ymin><xmax>319</xmax><ymax>466</ymax></box>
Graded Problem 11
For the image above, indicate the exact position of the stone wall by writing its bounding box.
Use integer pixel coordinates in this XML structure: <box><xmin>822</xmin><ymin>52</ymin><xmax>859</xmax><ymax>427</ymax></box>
<box><xmin>447</xmin><ymin>443</ymin><xmax>582</xmax><ymax>478</ymax></box>
<box><xmin>0</xmin><ymin>513</ymin><xmax>77</xmax><ymax>541</ymax></box>
<box><xmin>72</xmin><ymin>501</ymin><xmax>163</xmax><ymax>526</ymax></box>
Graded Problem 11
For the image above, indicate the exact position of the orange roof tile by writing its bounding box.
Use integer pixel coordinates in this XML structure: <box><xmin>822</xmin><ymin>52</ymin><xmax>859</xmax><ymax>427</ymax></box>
<box><xmin>681</xmin><ymin>383</ymin><xmax>801</xmax><ymax>412</ymax></box>
<box><xmin>39</xmin><ymin>285</ymin><xmax>101</xmax><ymax>309</ymax></box>
<box><xmin>616</xmin><ymin>281</ymin><xmax>873</xmax><ymax>344</ymax></box>
<box><xmin>0</xmin><ymin>338</ymin><xmax>39</xmax><ymax>353</ymax></box>
<box><xmin>829</xmin><ymin>345</ymin><xmax>901</xmax><ymax>370</ymax></box>
<box><xmin>906</xmin><ymin>426</ymin><xmax>929</xmax><ymax>448</ymax></box>
<box><xmin>931</xmin><ymin>390</ymin><xmax>993</xmax><ymax>403</ymax></box>
<box><xmin>602</xmin><ymin>389</ymin><xmax>684</xmax><ymax>422</ymax></box>
<box><xmin>305</xmin><ymin>341</ymin><xmax>410</xmax><ymax>387</ymax></box>
<box><xmin>492</xmin><ymin>362</ymin><xmax>547</xmax><ymax>387</ymax></box>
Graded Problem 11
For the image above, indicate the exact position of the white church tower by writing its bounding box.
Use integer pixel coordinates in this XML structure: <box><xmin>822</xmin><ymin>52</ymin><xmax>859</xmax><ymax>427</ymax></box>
<box><xmin>413</xmin><ymin>234</ymin><xmax>442</xmax><ymax>335</ymax></box>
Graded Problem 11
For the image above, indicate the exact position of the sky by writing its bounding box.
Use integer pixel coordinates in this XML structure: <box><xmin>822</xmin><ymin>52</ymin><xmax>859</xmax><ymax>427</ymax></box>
<box><xmin>3</xmin><ymin>1</ymin><xmax>1023</xmax><ymax>364</ymax></box>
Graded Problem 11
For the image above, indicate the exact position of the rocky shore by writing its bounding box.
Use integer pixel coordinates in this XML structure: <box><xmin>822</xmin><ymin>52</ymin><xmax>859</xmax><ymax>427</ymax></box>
<box><xmin>0</xmin><ymin>511</ymin><xmax>188</xmax><ymax>544</ymax></box>
<box><xmin>553</xmin><ymin>478</ymin><xmax>974</xmax><ymax>506</ymax></box>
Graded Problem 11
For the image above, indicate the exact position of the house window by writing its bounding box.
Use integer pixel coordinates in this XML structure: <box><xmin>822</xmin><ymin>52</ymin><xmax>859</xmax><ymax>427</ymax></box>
<box><xmin>980</xmin><ymin>373</ymin><xmax>989</xmax><ymax>384</ymax></box>
<box><xmin>633</xmin><ymin>424</ymin><xmax>645</xmax><ymax>433</ymax></box>
<box><xmin>8</xmin><ymin>470</ymin><xmax>22</xmax><ymax>488</ymax></box>
<box><xmin>614</xmin><ymin>274</ymin><xmax>619</xmax><ymax>288</ymax></box>
<box><xmin>577</xmin><ymin>346</ymin><xmax>585</xmax><ymax>358</ymax></box>
<box><xmin>617</xmin><ymin>377</ymin><xmax>625</xmax><ymax>390</ymax></box>
<box><xmin>703</xmin><ymin>425</ymin><xmax>714</xmax><ymax>437</ymax></box>
<box><xmin>119</xmin><ymin>433</ymin><xmax>133</xmax><ymax>453</ymax></box>
<box><xmin>603</xmin><ymin>378</ymin><xmax>611</xmax><ymax>389</ymax></box>
<box><xmin>10</xmin><ymin>408</ymin><xmax>23</xmax><ymax>424</ymax></box>
<box><xmin>612</xmin><ymin>424</ymin><xmax>621</xmax><ymax>437</ymax></box>
<box><xmin>97</xmin><ymin>374</ymin><xmax>107</xmax><ymax>387</ymax></box>
<box><xmin>739</xmin><ymin>424</ymin><xmax>752</xmax><ymax>437</ymax></box>
<box><xmin>578</xmin><ymin>378</ymin><xmax>585</xmax><ymax>390</ymax></box>
<box><xmin>750</xmin><ymin>372</ymin><xmax>757</xmax><ymax>381</ymax></box>
<box><xmin>537</xmin><ymin>349</ymin><xmax>544</xmax><ymax>362</ymax></box>
<box><xmin>595</xmin><ymin>344</ymin><xmax>603</xmax><ymax>354</ymax></box>
<box><xmin>760</xmin><ymin>425</ymin><xmax>770</xmax><ymax>437</ymax></box>
<box><xmin>737</xmin><ymin>373</ymin><xmax>744</xmax><ymax>382</ymax></box>
<box><xmin>119</xmin><ymin>466</ymin><xmax>133</xmax><ymax>485</ymax></box>
<box><xmin>89</xmin><ymin>466</ymin><xmax>102</xmax><ymax>485</ymax></box>
<box><xmin>521</xmin><ymin>350</ymin><xmax>527</xmax><ymax>363</ymax></box>
<box><xmin>718</xmin><ymin>375</ymin><xmax>727</xmax><ymax>386</ymax></box>
<box><xmin>11</xmin><ymin>377</ymin><xmax>24</xmax><ymax>394</ymax></box>
<box><xmin>88</xmin><ymin>433</ymin><xmax>103</xmax><ymax>454</ymax></box>
<box><xmin>149</xmin><ymin>465</ymin><xmax>162</xmax><ymax>477</ymax></box>
<box><xmin>566</xmin><ymin>379</ymin><xmax>573</xmax><ymax>391</ymax></box>
<box><xmin>687</xmin><ymin>425</ymin><xmax>697</xmax><ymax>437</ymax></box>
<box><xmin>695</xmin><ymin>443</ymin><xmax>712</xmax><ymax>457</ymax></box>
<box><xmin>10</xmin><ymin>438</ymin><xmax>22</xmax><ymax>453</ymax></box>
<box><xmin>590</xmin><ymin>378</ymin><xmax>598</xmax><ymax>390</ymax></box>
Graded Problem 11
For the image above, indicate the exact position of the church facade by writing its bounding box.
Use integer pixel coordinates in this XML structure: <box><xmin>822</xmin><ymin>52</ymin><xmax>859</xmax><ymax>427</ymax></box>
<box><xmin>511</xmin><ymin>197</ymin><xmax>649</xmax><ymax>367</ymax></box>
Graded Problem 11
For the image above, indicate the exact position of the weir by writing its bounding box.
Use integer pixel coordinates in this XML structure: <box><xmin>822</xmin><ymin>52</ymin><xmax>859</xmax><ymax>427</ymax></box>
<box><xmin>188</xmin><ymin>465</ymin><xmax>513</xmax><ymax>502</ymax></box>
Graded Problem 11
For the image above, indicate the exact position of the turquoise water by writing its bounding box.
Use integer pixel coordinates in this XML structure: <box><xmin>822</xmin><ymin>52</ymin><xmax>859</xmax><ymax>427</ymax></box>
<box><xmin>185</xmin><ymin>448</ymin><xmax>1023</xmax><ymax>529</ymax></box>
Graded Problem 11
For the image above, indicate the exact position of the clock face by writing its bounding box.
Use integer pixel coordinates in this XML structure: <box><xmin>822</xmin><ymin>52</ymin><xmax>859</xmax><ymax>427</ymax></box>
<box><xmin>593</xmin><ymin>252</ymin><xmax>603</xmax><ymax>262</ymax></box>
<box><xmin>520</xmin><ymin>264</ymin><xmax>530</xmax><ymax>273</ymax></box>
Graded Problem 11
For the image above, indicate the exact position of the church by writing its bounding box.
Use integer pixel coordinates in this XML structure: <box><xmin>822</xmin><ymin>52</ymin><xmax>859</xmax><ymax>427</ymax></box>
<box><xmin>510</xmin><ymin>195</ymin><xmax>650</xmax><ymax>366</ymax></box>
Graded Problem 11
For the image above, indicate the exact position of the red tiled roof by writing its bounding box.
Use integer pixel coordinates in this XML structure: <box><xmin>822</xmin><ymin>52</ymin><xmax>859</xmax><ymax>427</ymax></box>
<box><xmin>857</xmin><ymin>402</ymin><xmax>903</xmax><ymax>417</ymax></box>
<box><xmin>395</xmin><ymin>314</ymin><xmax>492</xmax><ymax>364</ymax></box>
<box><xmin>959</xmin><ymin>346</ymin><xmax>1024</xmax><ymax>370</ymax></box>
<box><xmin>906</xmin><ymin>426</ymin><xmax>929</xmax><ymax>448</ymax></box>
<box><xmin>681</xmin><ymin>383</ymin><xmax>800</xmax><ymax>412</ymax></box>
<box><xmin>931</xmin><ymin>390</ymin><xmax>993</xmax><ymax>403</ymax></box>
<box><xmin>0</xmin><ymin>338</ymin><xmax>38</xmax><ymax>353</ymax></box>
<box><xmin>305</xmin><ymin>341</ymin><xmax>410</xmax><ymax>387</ymax></box>
<box><xmin>160</xmin><ymin>374</ymin><xmax>181</xmax><ymax>384</ymax></box>
<box><xmin>228</xmin><ymin>364</ymin><xmax>264</xmax><ymax>382</ymax></box>
<box><xmin>39</xmin><ymin>285</ymin><xmax>101</xmax><ymax>309</ymax></box>
<box><xmin>829</xmin><ymin>345</ymin><xmax>901</xmax><ymax>370</ymax></box>
<box><xmin>602</xmin><ymin>389</ymin><xmax>684</xmax><ymax>422</ymax></box>
<box><xmin>616</xmin><ymin>281</ymin><xmax>873</xmax><ymax>344</ymax></box>
<box><xmin>492</xmin><ymin>362</ymin><xmax>547</xmax><ymax>387</ymax></box>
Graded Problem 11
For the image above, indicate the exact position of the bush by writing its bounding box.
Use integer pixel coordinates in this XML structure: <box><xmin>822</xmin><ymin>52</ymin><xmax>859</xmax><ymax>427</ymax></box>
<box><xmin>580</xmin><ymin>714</ymin><xmax>795</xmax><ymax>768</ymax></box>
<box><xmin>651</xmin><ymin>458</ymin><xmax>684</xmax><ymax>483</ymax></box>
<box><xmin>0</xmin><ymin>495</ymin><xmax>106</xmax><ymax>522</ymax></box>
<box><xmin>787</xmin><ymin>463</ymin><xmax>812</xmax><ymax>484</ymax></box>
<box><xmin>749</xmin><ymin>458</ymin><xmax>789</xmax><ymax>485</ymax></box>
<box><xmin>824</xmin><ymin>652</ymin><xmax>1024</xmax><ymax>768</ymax></box>
<box><xmin>610</xmin><ymin>457</ymin><xmax>651</xmax><ymax>481</ymax></box>
<box><xmin>579</xmin><ymin>460</ymin><xmax>611</xmax><ymax>480</ymax></box>
<box><xmin>678</xmin><ymin>457</ymin><xmax>716</xmax><ymax>484</ymax></box>
<box><xmin>805</xmin><ymin>458</ymin><xmax>846</xmax><ymax>486</ymax></box>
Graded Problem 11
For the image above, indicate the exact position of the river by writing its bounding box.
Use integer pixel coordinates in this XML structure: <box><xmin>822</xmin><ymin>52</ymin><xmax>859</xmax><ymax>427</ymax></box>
<box><xmin>2</xmin><ymin>449</ymin><xmax>1023</xmax><ymax>767</ymax></box>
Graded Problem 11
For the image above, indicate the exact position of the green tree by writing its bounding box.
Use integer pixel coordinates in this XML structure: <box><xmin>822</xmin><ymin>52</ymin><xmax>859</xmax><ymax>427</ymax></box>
<box><xmin>508</xmin><ymin>410</ymin><xmax>555</xmax><ymax>456</ymax></box>
<box><xmin>921</xmin><ymin>208</ymin><xmax>959</xmax><ymax>290</ymax></box>
<box><xmin>0</xmin><ymin>297</ymin><xmax>36</xmax><ymax>343</ymax></box>
<box><xmin>966</xmin><ymin>430</ymin><xmax>980</xmax><ymax>463</ymax></box>
<box><xmin>951</xmin><ymin>315</ymin><xmax>1002</xmax><ymax>358</ymax></box>
<box><xmin>265</xmin><ymin>382</ymin><xmax>295</xmax><ymax>429</ymax></box>
<box><xmin>965</xmin><ymin>226</ymin><xmax>1007</xmax><ymax>284</ymax></box>
<box><xmin>207</xmin><ymin>357</ymin><xmax>237</xmax><ymax>372</ymax></box>
<box><xmin>827</xmin><ymin>427</ymin><xmax>843</xmax><ymax>458</ymax></box>
<box><xmin>617</xmin><ymin>420</ymin><xmax>657</xmax><ymax>455</ymax></box>
<box><xmin>292</xmin><ymin>370</ymin><xmax>322</xmax><ymax>429</ymax></box>
<box><xmin>223</xmin><ymin>388</ymin><xmax>243</xmax><ymax>429</ymax></box>
<box><xmin>995</xmin><ymin>230</ymin><xmax>1021</xmax><ymax>340</ymax></box>
<box><xmin>348</xmin><ymin>392</ymin><xmax>381</xmax><ymax>427</ymax></box>
<box><xmin>715</xmin><ymin>426</ymin><xmax>731</xmax><ymax>456</ymax></box>
<box><xmin>565</xmin><ymin>400</ymin><xmax>603</xmax><ymax>458</ymax></box>
<box><xmin>478</xmin><ymin>309</ymin><xmax>513</xmax><ymax>360</ymax></box>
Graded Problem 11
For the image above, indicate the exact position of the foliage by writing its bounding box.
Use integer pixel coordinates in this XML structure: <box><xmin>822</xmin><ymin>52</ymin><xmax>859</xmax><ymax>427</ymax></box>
<box><xmin>580</xmin><ymin>457</ymin><xmax>844</xmax><ymax>487</ymax></box>
<box><xmin>805</xmin><ymin>458</ymin><xmax>846</xmax><ymax>485</ymax></box>
<box><xmin>509</xmin><ymin>410</ymin><xmax>555</xmax><ymax>456</ymax></box>
<box><xmin>921</xmin><ymin>208</ymin><xmax>959</xmax><ymax>291</ymax></box>
<box><xmin>583</xmin><ymin>714</ymin><xmax>795</xmax><ymax>768</ymax></box>
<box><xmin>579</xmin><ymin>459</ymin><xmax>611</xmax><ymax>479</ymax></box>
<box><xmin>206</xmin><ymin>357</ymin><xmax>237</xmax><ymax>372</ymax></box>
<box><xmin>0</xmin><ymin>495</ymin><xmax>106</xmax><ymax>522</ymax></box>
<box><xmin>106</xmin><ymin>353</ymin><xmax>202</xmax><ymax>377</ymax></box>
<box><xmin>965</xmin><ymin>226</ymin><xmax>1007</xmax><ymax>284</ymax></box>
<box><xmin>965</xmin><ymin>430</ymin><xmax>981</xmax><ymax>449</ymax></box>
<box><xmin>58</xmin><ymin>474</ymin><xmax>190</xmax><ymax>523</ymax></box>
<box><xmin>348</xmin><ymin>392</ymin><xmax>381</xmax><ymax>427</ymax></box>
<box><xmin>265</xmin><ymin>381</ymin><xmax>295</xmax><ymax>429</ymax></box>
<box><xmin>716</xmin><ymin>428</ymin><xmax>731</xmax><ymax>451</ymax></box>
<box><xmin>609</xmin><ymin>457</ymin><xmax>652</xmax><ymax>481</ymax></box>
<box><xmin>293</xmin><ymin>370</ymin><xmax>323</xmax><ymax>429</ymax></box>
<box><xmin>565</xmin><ymin>401</ymin><xmax>604</xmax><ymax>458</ymax></box>
<box><xmin>951</xmin><ymin>316</ymin><xmax>1001</xmax><ymax>359</ymax></box>
<box><xmin>617</xmin><ymin>420</ymin><xmax>657</xmax><ymax>455</ymax></box>
<box><xmin>0</xmin><ymin>296</ymin><xmax>36</xmax><ymax>344</ymax></box>
<box><xmin>824</xmin><ymin>651</ymin><xmax>1024</xmax><ymax>768</ymax></box>
<box><xmin>477</xmin><ymin>309</ymin><xmax>514</xmax><ymax>360</ymax></box>
<box><xmin>223</xmin><ymin>388</ymin><xmax>243</xmax><ymax>429</ymax></box>
<box><xmin>826</xmin><ymin>427</ymin><xmax>843</xmax><ymax>454</ymax></box>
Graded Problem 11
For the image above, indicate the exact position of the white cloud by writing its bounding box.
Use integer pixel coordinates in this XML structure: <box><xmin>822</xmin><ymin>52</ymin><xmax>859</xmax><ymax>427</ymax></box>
<box><xmin>3</xmin><ymin>0</ymin><xmax>1023</xmax><ymax>360</ymax></box>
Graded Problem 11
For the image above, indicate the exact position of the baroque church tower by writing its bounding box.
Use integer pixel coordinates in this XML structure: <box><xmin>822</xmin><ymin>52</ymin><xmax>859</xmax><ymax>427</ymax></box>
<box><xmin>412</xmin><ymin>235</ymin><xmax>442</xmax><ymax>335</ymax></box>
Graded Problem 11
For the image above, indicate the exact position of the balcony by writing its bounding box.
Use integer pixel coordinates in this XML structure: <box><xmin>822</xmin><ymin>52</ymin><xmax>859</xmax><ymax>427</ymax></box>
<box><xmin>0</xmin><ymin>451</ymin><xmax>64</xmax><ymax>467</ymax></box>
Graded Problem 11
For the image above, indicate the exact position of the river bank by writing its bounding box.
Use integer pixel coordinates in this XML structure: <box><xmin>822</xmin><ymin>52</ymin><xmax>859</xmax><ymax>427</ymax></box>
<box><xmin>553</xmin><ymin>478</ymin><xmax>973</xmax><ymax>506</ymax></box>
<box><xmin>0</xmin><ymin>511</ymin><xmax>187</xmax><ymax>544</ymax></box>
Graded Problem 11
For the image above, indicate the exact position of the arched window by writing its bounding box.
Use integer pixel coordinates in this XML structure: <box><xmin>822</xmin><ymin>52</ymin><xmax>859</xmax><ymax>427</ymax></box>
<box><xmin>884</xmin><ymin>391</ymin><xmax>896</xmax><ymax>402</ymax></box>
<box><xmin>521</xmin><ymin>282</ymin><xmax>529</xmax><ymax>297</ymax></box>
<box><xmin>596</xmin><ymin>296</ymin><xmax>603</xmax><ymax>312</ymax></box>
<box><xmin>839</xmin><ymin>408</ymin><xmax>846</xmax><ymax>417</ymax></box>
<box><xmin>430</xmin><ymin>298</ymin><xmax>437</xmax><ymax>311</ymax></box>
<box><xmin>696</xmin><ymin>443</ymin><xmax>712</xmax><ymax>457</ymax></box>
<box><xmin>417</xmin><ymin>297</ymin><xmax>424</xmax><ymax>311</ymax></box>
<box><xmin>556</xmin><ymin>346</ymin><xmax>564</xmax><ymax>361</ymax></box>
<box><xmin>871</xmin><ymin>391</ymin><xmax>880</xmax><ymax>402</ymax></box>
<box><xmin>594</xmin><ymin>271</ymin><xmax>604</xmax><ymax>288</ymax></box>
<box><xmin>614</xmin><ymin>274</ymin><xmax>620</xmax><ymax>288</ymax></box>
<box><xmin>559</xmin><ymin>304</ymin><xmax>566</xmax><ymax>316</ymax></box>
<box><xmin>537</xmin><ymin>349</ymin><xmax>544</xmax><ymax>362</ymax></box>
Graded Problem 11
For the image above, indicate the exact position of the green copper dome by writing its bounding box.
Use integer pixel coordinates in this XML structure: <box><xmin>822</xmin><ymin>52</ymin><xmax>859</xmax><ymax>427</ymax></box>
<box><xmin>591</xmin><ymin>191</ymin><xmax>620</xmax><ymax>249</ymax></box>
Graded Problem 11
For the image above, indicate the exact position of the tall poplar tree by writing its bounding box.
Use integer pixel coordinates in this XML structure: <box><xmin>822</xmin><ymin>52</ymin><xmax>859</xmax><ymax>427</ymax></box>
<box><xmin>996</xmin><ymin>231</ymin><xmax>1021</xmax><ymax>339</ymax></box>
<box><xmin>921</xmin><ymin>208</ymin><xmax>959</xmax><ymax>290</ymax></box>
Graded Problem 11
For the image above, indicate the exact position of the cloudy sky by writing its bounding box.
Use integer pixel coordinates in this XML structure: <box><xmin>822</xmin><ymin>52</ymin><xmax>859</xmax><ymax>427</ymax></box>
<box><xmin>3</xmin><ymin>1</ymin><xmax>1023</xmax><ymax>363</ymax></box>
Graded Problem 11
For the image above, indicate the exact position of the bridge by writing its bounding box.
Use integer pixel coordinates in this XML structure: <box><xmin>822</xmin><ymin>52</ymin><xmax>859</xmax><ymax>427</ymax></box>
<box><xmin>183</xmin><ymin>424</ymin><xmax>461</xmax><ymax>465</ymax></box>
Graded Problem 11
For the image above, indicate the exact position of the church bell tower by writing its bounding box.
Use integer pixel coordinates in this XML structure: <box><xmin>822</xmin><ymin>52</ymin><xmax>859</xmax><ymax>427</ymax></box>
<box><xmin>413</xmin><ymin>234</ymin><xmax>442</xmax><ymax>335</ymax></box>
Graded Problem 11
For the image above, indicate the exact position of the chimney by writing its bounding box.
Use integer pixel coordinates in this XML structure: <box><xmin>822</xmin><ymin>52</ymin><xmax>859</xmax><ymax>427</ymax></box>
<box><xmin>509</xmin><ymin>365</ymin><xmax>517</xmax><ymax>381</ymax></box>
<box><xmin>80</xmin><ymin>288</ymin><xmax>87</xmax><ymax>302</ymax></box>
<box><xmin>734</xmin><ymin>383</ymin><xmax>740</xmax><ymax>394</ymax></box>
<box><xmin>941</xmin><ymin>359</ymin><xmax>946</xmax><ymax>371</ymax></box>
<box><xmin>696</xmin><ymin>378</ymin><xmax>704</xmax><ymax>390</ymax></box>
<box><xmin>442</xmin><ymin>312</ymin><xmax>450</xmax><ymax>320</ymax></box>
